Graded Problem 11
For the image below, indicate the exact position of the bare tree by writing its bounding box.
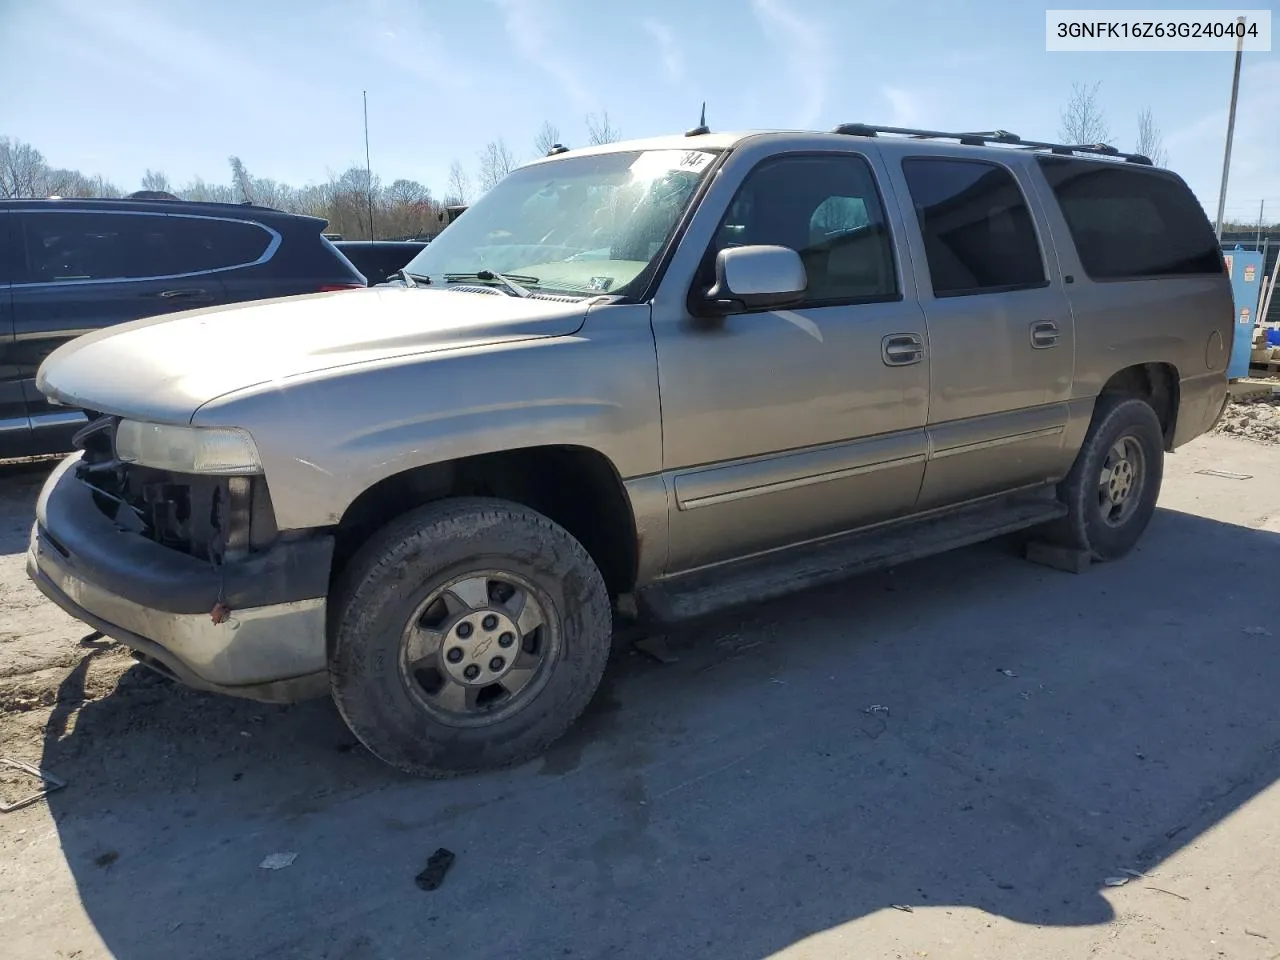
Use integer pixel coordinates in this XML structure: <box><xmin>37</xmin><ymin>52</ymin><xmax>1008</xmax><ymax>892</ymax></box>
<box><xmin>181</xmin><ymin>176</ymin><xmax>235</xmax><ymax>203</ymax></box>
<box><xmin>385</xmin><ymin>178</ymin><xmax>430</xmax><ymax>207</ymax></box>
<box><xmin>140</xmin><ymin>169</ymin><xmax>171</xmax><ymax>193</ymax></box>
<box><xmin>585</xmin><ymin>111</ymin><xmax>621</xmax><ymax>145</ymax></box>
<box><xmin>1059</xmin><ymin>81</ymin><xmax>1111</xmax><ymax>145</ymax></box>
<box><xmin>0</xmin><ymin>136</ymin><xmax>48</xmax><ymax>198</ymax></box>
<box><xmin>318</xmin><ymin>166</ymin><xmax>382</xmax><ymax>239</ymax></box>
<box><xmin>251</xmin><ymin>177</ymin><xmax>294</xmax><ymax>211</ymax></box>
<box><xmin>90</xmin><ymin>174</ymin><xmax>123</xmax><ymax>198</ymax></box>
<box><xmin>534</xmin><ymin>120</ymin><xmax>562</xmax><ymax>156</ymax></box>
<box><xmin>43</xmin><ymin>168</ymin><xmax>84</xmax><ymax>197</ymax></box>
<box><xmin>476</xmin><ymin>139</ymin><xmax>517</xmax><ymax>192</ymax></box>
<box><xmin>446</xmin><ymin>159</ymin><xmax>471</xmax><ymax>205</ymax></box>
<box><xmin>381</xmin><ymin>179</ymin><xmax>437</xmax><ymax>239</ymax></box>
<box><xmin>3</xmin><ymin>133</ymin><xmax>460</xmax><ymax>236</ymax></box>
<box><xmin>228</xmin><ymin>156</ymin><xmax>255</xmax><ymax>204</ymax></box>
<box><xmin>1135</xmin><ymin>107</ymin><xmax>1168</xmax><ymax>166</ymax></box>
<box><xmin>290</xmin><ymin>182</ymin><xmax>332</xmax><ymax>220</ymax></box>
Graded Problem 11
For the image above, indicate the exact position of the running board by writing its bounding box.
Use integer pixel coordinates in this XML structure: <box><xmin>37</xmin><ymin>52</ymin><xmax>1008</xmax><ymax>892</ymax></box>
<box><xmin>637</xmin><ymin>496</ymin><xmax>1068</xmax><ymax>624</ymax></box>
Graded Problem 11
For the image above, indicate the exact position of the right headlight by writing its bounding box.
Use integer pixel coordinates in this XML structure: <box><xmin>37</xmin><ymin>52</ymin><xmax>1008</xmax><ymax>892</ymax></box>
<box><xmin>114</xmin><ymin>420</ymin><xmax>263</xmax><ymax>475</ymax></box>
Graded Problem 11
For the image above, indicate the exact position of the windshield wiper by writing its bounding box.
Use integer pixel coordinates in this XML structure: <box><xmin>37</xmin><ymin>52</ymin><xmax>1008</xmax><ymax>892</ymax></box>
<box><xmin>444</xmin><ymin>270</ymin><xmax>538</xmax><ymax>298</ymax></box>
<box><xmin>394</xmin><ymin>268</ymin><xmax>431</xmax><ymax>287</ymax></box>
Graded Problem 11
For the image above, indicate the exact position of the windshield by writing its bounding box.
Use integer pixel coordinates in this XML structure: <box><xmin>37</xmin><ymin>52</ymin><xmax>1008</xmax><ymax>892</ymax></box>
<box><xmin>402</xmin><ymin>148</ymin><xmax>719</xmax><ymax>297</ymax></box>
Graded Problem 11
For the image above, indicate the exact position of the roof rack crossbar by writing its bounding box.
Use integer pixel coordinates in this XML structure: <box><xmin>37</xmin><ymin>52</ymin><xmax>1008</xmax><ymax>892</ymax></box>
<box><xmin>829</xmin><ymin>123</ymin><xmax>1153</xmax><ymax>165</ymax></box>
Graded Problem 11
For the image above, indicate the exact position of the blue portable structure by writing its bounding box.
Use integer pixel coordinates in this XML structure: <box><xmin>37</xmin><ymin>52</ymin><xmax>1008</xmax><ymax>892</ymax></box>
<box><xmin>1225</xmin><ymin>245</ymin><xmax>1264</xmax><ymax>380</ymax></box>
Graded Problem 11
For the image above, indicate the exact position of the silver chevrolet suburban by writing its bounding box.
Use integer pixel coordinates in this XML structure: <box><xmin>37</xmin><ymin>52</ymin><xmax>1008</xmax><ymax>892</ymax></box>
<box><xmin>26</xmin><ymin>125</ymin><xmax>1233</xmax><ymax>777</ymax></box>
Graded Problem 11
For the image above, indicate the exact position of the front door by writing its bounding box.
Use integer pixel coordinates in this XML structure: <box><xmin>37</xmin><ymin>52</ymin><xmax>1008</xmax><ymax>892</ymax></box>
<box><xmin>889</xmin><ymin>156</ymin><xmax>1077</xmax><ymax>510</ymax></box>
<box><xmin>651</xmin><ymin>145</ymin><xmax>930</xmax><ymax>574</ymax></box>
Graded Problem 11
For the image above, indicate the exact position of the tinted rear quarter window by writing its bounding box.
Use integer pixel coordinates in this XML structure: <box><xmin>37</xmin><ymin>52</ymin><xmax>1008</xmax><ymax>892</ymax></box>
<box><xmin>1036</xmin><ymin>157</ymin><xmax>1223</xmax><ymax>280</ymax></box>
<box><xmin>21</xmin><ymin>211</ymin><xmax>272</xmax><ymax>282</ymax></box>
<box><xmin>901</xmin><ymin>157</ymin><xmax>1047</xmax><ymax>297</ymax></box>
<box><xmin>167</xmin><ymin>216</ymin><xmax>272</xmax><ymax>272</ymax></box>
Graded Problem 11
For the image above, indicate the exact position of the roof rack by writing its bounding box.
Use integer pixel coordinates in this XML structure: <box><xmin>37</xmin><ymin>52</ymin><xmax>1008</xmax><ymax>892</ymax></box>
<box><xmin>40</xmin><ymin>195</ymin><xmax>286</xmax><ymax>211</ymax></box>
<box><xmin>829</xmin><ymin>123</ymin><xmax>1153</xmax><ymax>165</ymax></box>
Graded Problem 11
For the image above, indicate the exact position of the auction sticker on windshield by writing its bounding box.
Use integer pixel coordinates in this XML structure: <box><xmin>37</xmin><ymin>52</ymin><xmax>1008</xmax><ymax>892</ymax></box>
<box><xmin>629</xmin><ymin>150</ymin><xmax>713</xmax><ymax>179</ymax></box>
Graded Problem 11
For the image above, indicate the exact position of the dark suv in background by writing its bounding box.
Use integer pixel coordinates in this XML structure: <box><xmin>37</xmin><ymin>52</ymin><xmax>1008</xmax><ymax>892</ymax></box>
<box><xmin>333</xmin><ymin>239</ymin><xmax>429</xmax><ymax>285</ymax></box>
<box><xmin>0</xmin><ymin>197</ymin><xmax>366</xmax><ymax>457</ymax></box>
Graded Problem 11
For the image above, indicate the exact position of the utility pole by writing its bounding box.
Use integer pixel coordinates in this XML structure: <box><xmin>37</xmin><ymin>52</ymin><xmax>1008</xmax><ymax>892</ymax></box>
<box><xmin>363</xmin><ymin>90</ymin><xmax>375</xmax><ymax>242</ymax></box>
<box><xmin>1213</xmin><ymin>15</ymin><xmax>1247</xmax><ymax>240</ymax></box>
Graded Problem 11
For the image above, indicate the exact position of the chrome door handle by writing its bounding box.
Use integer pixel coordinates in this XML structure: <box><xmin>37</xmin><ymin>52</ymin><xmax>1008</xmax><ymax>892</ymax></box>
<box><xmin>882</xmin><ymin>333</ymin><xmax>924</xmax><ymax>366</ymax></box>
<box><xmin>1030</xmin><ymin>320</ymin><xmax>1060</xmax><ymax>349</ymax></box>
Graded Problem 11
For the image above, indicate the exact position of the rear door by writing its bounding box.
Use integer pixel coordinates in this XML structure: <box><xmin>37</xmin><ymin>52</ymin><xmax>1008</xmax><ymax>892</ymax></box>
<box><xmin>12</xmin><ymin>209</ymin><xmax>230</xmax><ymax>425</ymax></box>
<box><xmin>889</xmin><ymin>155</ymin><xmax>1077</xmax><ymax>509</ymax></box>
<box><xmin>0</xmin><ymin>210</ymin><xmax>25</xmax><ymax>448</ymax></box>
<box><xmin>1030</xmin><ymin>157</ymin><xmax>1232</xmax><ymax>444</ymax></box>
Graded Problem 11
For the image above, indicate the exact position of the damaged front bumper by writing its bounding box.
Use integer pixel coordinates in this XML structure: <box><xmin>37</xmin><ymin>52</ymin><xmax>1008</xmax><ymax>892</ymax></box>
<box><xmin>26</xmin><ymin>455</ymin><xmax>334</xmax><ymax>703</ymax></box>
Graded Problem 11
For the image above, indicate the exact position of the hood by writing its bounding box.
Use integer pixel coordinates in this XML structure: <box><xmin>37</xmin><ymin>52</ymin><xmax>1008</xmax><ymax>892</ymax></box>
<box><xmin>36</xmin><ymin>286</ymin><xmax>590</xmax><ymax>423</ymax></box>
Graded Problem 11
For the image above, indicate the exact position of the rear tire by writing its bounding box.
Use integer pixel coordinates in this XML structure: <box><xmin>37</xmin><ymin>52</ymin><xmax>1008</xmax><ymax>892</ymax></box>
<box><xmin>1044</xmin><ymin>395</ymin><xmax>1165</xmax><ymax>561</ymax></box>
<box><xmin>328</xmin><ymin>496</ymin><xmax>612</xmax><ymax>778</ymax></box>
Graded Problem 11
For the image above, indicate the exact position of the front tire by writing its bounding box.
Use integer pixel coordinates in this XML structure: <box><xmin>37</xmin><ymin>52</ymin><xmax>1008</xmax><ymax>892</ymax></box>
<box><xmin>328</xmin><ymin>497</ymin><xmax>612</xmax><ymax>778</ymax></box>
<box><xmin>1046</xmin><ymin>395</ymin><xmax>1165</xmax><ymax>561</ymax></box>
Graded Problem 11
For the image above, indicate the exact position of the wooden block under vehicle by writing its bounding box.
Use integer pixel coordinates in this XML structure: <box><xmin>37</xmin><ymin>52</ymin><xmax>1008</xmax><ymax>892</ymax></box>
<box><xmin>1023</xmin><ymin>540</ymin><xmax>1092</xmax><ymax>574</ymax></box>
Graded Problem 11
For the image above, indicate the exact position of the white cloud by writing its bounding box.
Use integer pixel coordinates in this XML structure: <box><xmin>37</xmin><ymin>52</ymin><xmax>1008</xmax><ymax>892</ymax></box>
<box><xmin>642</xmin><ymin>19</ymin><xmax>685</xmax><ymax>84</ymax></box>
<box><xmin>750</xmin><ymin>0</ymin><xmax>831</xmax><ymax>129</ymax></box>
<box><xmin>490</xmin><ymin>0</ymin><xmax>593</xmax><ymax>110</ymax></box>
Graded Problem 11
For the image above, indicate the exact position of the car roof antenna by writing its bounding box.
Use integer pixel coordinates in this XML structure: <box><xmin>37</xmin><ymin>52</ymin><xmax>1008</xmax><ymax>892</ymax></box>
<box><xmin>686</xmin><ymin>102</ymin><xmax>710</xmax><ymax>137</ymax></box>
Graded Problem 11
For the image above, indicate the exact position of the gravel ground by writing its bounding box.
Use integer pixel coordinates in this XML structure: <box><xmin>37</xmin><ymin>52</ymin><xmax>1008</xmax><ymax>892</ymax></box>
<box><xmin>0</xmin><ymin>457</ymin><xmax>117</xmax><ymax>713</ymax></box>
<box><xmin>1213</xmin><ymin>393</ymin><xmax>1280</xmax><ymax>444</ymax></box>
<box><xmin>2</xmin><ymin>436</ymin><xmax>1280</xmax><ymax>960</ymax></box>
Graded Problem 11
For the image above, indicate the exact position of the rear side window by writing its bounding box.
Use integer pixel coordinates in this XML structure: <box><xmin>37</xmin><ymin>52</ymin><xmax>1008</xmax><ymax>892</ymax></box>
<box><xmin>1036</xmin><ymin>158</ymin><xmax>1223</xmax><ymax>280</ymax></box>
<box><xmin>167</xmin><ymin>216</ymin><xmax>272</xmax><ymax>272</ymax></box>
<box><xmin>20</xmin><ymin>212</ymin><xmax>272</xmax><ymax>284</ymax></box>
<box><xmin>901</xmin><ymin>158</ymin><xmax>1047</xmax><ymax>298</ymax></box>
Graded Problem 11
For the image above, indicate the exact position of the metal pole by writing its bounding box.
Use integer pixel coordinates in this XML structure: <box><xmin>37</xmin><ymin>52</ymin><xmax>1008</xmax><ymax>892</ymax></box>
<box><xmin>1256</xmin><ymin>199</ymin><xmax>1265</xmax><ymax>246</ymax></box>
<box><xmin>363</xmin><ymin>90</ymin><xmax>375</xmax><ymax>242</ymax></box>
<box><xmin>1213</xmin><ymin>16</ymin><xmax>1247</xmax><ymax>240</ymax></box>
<box><xmin>1261</xmin><ymin>263</ymin><xmax>1279</xmax><ymax>329</ymax></box>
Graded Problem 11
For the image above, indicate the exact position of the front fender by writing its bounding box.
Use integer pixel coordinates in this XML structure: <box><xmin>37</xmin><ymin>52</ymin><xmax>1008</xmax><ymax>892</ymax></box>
<box><xmin>191</xmin><ymin>305</ymin><xmax>662</xmax><ymax>532</ymax></box>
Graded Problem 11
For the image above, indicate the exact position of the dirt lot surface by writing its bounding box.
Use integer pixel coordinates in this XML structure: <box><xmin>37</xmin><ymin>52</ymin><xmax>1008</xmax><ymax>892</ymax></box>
<box><xmin>1214</xmin><ymin>389</ymin><xmax>1280</xmax><ymax>445</ymax></box>
<box><xmin>2</xmin><ymin>435</ymin><xmax>1279</xmax><ymax>960</ymax></box>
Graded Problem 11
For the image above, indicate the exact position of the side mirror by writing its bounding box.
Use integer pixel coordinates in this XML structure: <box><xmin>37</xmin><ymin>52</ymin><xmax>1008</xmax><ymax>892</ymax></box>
<box><xmin>698</xmin><ymin>244</ymin><xmax>807</xmax><ymax>316</ymax></box>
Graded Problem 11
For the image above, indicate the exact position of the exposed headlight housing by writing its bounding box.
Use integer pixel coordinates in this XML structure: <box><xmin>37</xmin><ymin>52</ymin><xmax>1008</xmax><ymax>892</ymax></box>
<box><xmin>114</xmin><ymin>420</ymin><xmax>263</xmax><ymax>475</ymax></box>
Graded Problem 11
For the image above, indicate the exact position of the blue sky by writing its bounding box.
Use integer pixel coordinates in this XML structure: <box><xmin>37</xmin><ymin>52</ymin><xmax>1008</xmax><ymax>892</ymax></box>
<box><xmin>1</xmin><ymin>0</ymin><xmax>1276</xmax><ymax>221</ymax></box>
